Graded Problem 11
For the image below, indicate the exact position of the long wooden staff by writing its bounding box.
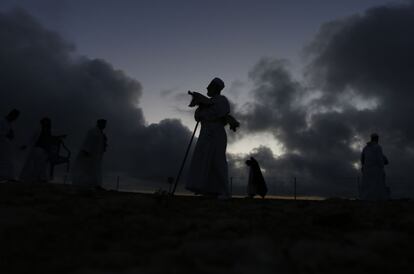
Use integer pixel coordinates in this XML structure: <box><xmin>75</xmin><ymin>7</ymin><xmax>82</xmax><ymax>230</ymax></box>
<box><xmin>170</xmin><ymin>121</ymin><xmax>199</xmax><ymax>195</ymax></box>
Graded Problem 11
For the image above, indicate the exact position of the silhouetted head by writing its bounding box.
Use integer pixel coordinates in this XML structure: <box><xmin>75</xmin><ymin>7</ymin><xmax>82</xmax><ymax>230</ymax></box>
<box><xmin>207</xmin><ymin>77</ymin><xmax>225</xmax><ymax>97</ymax></box>
<box><xmin>245</xmin><ymin>157</ymin><xmax>257</xmax><ymax>167</ymax></box>
<box><xmin>6</xmin><ymin>109</ymin><xmax>20</xmax><ymax>122</ymax></box>
<box><xmin>370</xmin><ymin>133</ymin><xmax>379</xmax><ymax>143</ymax></box>
<box><xmin>97</xmin><ymin>119</ymin><xmax>107</xmax><ymax>130</ymax></box>
<box><xmin>40</xmin><ymin>117</ymin><xmax>51</xmax><ymax>130</ymax></box>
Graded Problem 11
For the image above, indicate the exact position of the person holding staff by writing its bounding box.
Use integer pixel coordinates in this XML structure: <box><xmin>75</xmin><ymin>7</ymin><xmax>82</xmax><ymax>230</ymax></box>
<box><xmin>186</xmin><ymin>78</ymin><xmax>238</xmax><ymax>198</ymax></box>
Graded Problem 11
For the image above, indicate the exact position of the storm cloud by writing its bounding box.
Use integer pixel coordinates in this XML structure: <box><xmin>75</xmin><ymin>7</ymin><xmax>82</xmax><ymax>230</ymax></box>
<box><xmin>0</xmin><ymin>9</ymin><xmax>192</xmax><ymax>184</ymax></box>
<box><xmin>3</xmin><ymin>3</ymin><xmax>414</xmax><ymax>197</ymax></box>
<box><xmin>234</xmin><ymin>2</ymin><xmax>414</xmax><ymax>197</ymax></box>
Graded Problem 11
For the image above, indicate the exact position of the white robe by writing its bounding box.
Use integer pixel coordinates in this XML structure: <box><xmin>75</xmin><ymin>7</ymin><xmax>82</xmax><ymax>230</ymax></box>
<box><xmin>71</xmin><ymin>127</ymin><xmax>106</xmax><ymax>187</ymax></box>
<box><xmin>19</xmin><ymin>131</ymin><xmax>50</xmax><ymax>183</ymax></box>
<box><xmin>0</xmin><ymin>119</ymin><xmax>15</xmax><ymax>181</ymax></box>
<box><xmin>186</xmin><ymin>94</ymin><xmax>230</xmax><ymax>195</ymax></box>
<box><xmin>360</xmin><ymin>142</ymin><xmax>389</xmax><ymax>201</ymax></box>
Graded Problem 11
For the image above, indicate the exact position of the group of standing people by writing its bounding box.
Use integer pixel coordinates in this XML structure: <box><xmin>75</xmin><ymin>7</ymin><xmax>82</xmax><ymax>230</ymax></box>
<box><xmin>0</xmin><ymin>109</ymin><xmax>107</xmax><ymax>189</ymax></box>
<box><xmin>1</xmin><ymin>77</ymin><xmax>390</xmax><ymax>201</ymax></box>
<box><xmin>184</xmin><ymin>77</ymin><xmax>390</xmax><ymax>201</ymax></box>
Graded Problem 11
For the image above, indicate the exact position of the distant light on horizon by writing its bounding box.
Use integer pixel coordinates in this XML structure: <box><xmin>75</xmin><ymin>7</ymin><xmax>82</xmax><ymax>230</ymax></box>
<box><xmin>227</xmin><ymin>132</ymin><xmax>285</xmax><ymax>156</ymax></box>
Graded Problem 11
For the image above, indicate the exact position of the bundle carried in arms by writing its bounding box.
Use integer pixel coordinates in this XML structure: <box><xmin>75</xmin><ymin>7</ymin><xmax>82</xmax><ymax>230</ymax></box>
<box><xmin>188</xmin><ymin>91</ymin><xmax>240</xmax><ymax>132</ymax></box>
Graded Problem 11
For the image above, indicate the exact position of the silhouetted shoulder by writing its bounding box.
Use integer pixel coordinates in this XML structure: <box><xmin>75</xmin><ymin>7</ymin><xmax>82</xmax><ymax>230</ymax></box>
<box><xmin>217</xmin><ymin>94</ymin><xmax>229</xmax><ymax>101</ymax></box>
<box><xmin>213</xmin><ymin>95</ymin><xmax>230</xmax><ymax>106</ymax></box>
<box><xmin>372</xmin><ymin>143</ymin><xmax>383</xmax><ymax>152</ymax></box>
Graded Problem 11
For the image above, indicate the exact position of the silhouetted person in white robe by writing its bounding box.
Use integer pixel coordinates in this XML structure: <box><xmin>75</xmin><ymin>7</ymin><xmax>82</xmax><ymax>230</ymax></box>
<box><xmin>360</xmin><ymin>133</ymin><xmax>390</xmax><ymax>201</ymax></box>
<box><xmin>186</xmin><ymin>78</ymin><xmax>231</xmax><ymax>197</ymax></box>
<box><xmin>0</xmin><ymin>109</ymin><xmax>20</xmax><ymax>181</ymax></box>
<box><xmin>20</xmin><ymin>118</ymin><xmax>62</xmax><ymax>183</ymax></box>
<box><xmin>246</xmin><ymin>157</ymin><xmax>268</xmax><ymax>198</ymax></box>
<box><xmin>72</xmin><ymin>119</ymin><xmax>107</xmax><ymax>188</ymax></box>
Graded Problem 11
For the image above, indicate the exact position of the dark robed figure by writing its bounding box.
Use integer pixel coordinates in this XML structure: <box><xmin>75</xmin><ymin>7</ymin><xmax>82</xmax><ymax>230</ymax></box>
<box><xmin>246</xmin><ymin>157</ymin><xmax>268</xmax><ymax>198</ymax></box>
<box><xmin>72</xmin><ymin>119</ymin><xmax>108</xmax><ymax>188</ymax></box>
<box><xmin>360</xmin><ymin>133</ymin><xmax>390</xmax><ymax>200</ymax></box>
<box><xmin>186</xmin><ymin>78</ymin><xmax>232</xmax><ymax>197</ymax></box>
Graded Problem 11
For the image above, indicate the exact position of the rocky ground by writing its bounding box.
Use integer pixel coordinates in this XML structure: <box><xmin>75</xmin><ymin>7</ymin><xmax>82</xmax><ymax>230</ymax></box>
<box><xmin>0</xmin><ymin>183</ymin><xmax>413</xmax><ymax>274</ymax></box>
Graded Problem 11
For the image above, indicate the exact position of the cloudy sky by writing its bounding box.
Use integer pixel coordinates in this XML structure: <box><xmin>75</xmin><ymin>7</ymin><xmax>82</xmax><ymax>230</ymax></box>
<box><xmin>1</xmin><ymin>0</ymin><xmax>413</xmax><ymax>197</ymax></box>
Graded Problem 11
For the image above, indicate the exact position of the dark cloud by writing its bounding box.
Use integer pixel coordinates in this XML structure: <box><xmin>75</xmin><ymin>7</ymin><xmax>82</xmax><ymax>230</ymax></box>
<box><xmin>240</xmin><ymin>58</ymin><xmax>306</xmax><ymax>135</ymax></box>
<box><xmin>235</xmin><ymin>2</ymin><xmax>414</xmax><ymax>197</ymax></box>
<box><xmin>235</xmin><ymin>84</ymin><xmax>360</xmax><ymax>196</ymax></box>
<box><xmin>121</xmin><ymin>119</ymin><xmax>194</xmax><ymax>181</ymax></box>
<box><xmin>306</xmin><ymin>2</ymin><xmax>414</xmax><ymax>194</ymax></box>
<box><xmin>0</xmin><ymin>9</ymin><xmax>192</xmax><ymax>183</ymax></box>
<box><xmin>4</xmin><ymin>3</ymin><xmax>414</xmax><ymax>198</ymax></box>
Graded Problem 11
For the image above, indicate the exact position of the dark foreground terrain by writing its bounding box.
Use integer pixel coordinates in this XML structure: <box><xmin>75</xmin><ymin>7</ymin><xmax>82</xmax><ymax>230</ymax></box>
<box><xmin>0</xmin><ymin>183</ymin><xmax>413</xmax><ymax>274</ymax></box>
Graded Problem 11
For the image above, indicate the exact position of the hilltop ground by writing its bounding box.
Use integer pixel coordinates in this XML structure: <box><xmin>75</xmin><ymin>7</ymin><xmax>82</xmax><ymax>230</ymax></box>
<box><xmin>0</xmin><ymin>183</ymin><xmax>413</xmax><ymax>274</ymax></box>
